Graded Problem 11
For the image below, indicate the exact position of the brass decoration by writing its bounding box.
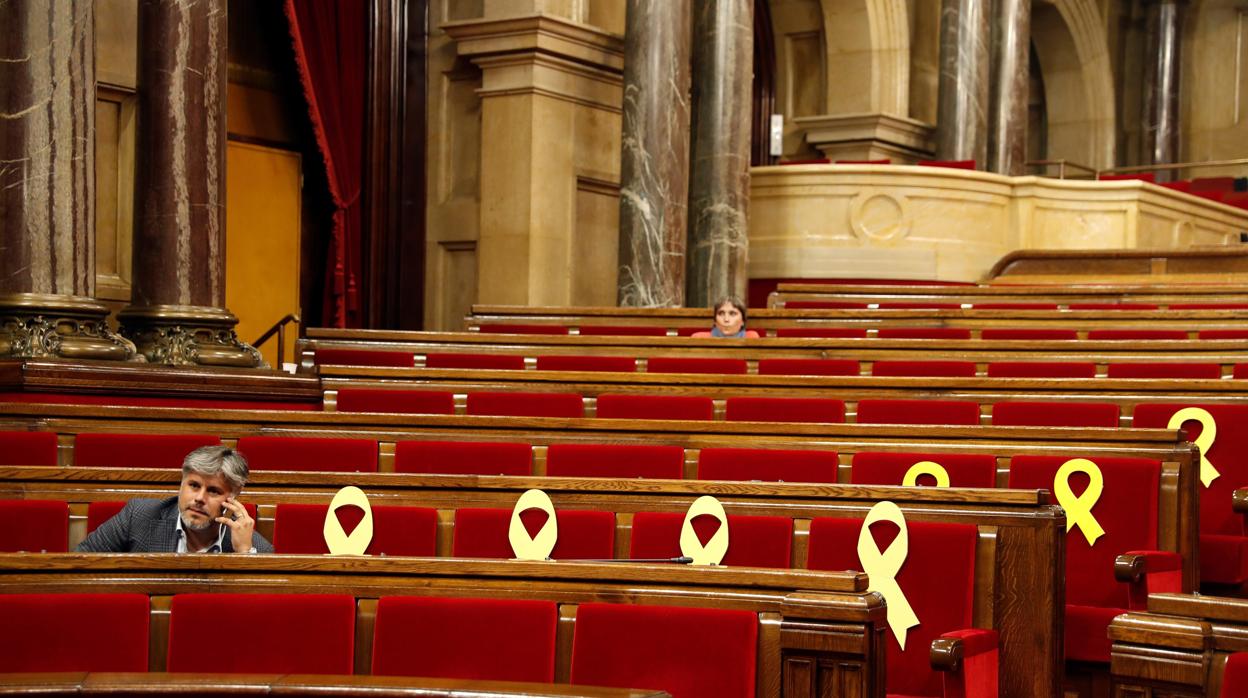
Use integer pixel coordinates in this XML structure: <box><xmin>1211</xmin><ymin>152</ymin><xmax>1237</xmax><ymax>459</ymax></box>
<box><xmin>0</xmin><ymin>293</ymin><xmax>136</xmax><ymax>361</ymax></box>
<box><xmin>118</xmin><ymin>305</ymin><xmax>266</xmax><ymax>368</ymax></box>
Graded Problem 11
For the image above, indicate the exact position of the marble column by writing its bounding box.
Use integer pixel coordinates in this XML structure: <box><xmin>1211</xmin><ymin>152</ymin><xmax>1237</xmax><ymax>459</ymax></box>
<box><xmin>118</xmin><ymin>0</ymin><xmax>261</xmax><ymax>366</ymax></box>
<box><xmin>0</xmin><ymin>0</ymin><xmax>134</xmax><ymax>360</ymax></box>
<box><xmin>935</xmin><ymin>0</ymin><xmax>990</xmax><ymax>165</ymax></box>
<box><xmin>1141</xmin><ymin>0</ymin><xmax>1184</xmax><ymax>178</ymax></box>
<box><xmin>686</xmin><ymin>0</ymin><xmax>752</xmax><ymax>308</ymax></box>
<box><xmin>616</xmin><ymin>0</ymin><xmax>692</xmax><ymax>308</ymax></box>
<box><xmin>987</xmin><ymin>0</ymin><xmax>1030</xmax><ymax>175</ymax></box>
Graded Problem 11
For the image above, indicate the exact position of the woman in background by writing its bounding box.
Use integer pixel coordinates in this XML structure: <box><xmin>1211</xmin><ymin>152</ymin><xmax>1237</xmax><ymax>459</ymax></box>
<box><xmin>692</xmin><ymin>296</ymin><xmax>760</xmax><ymax>338</ymax></box>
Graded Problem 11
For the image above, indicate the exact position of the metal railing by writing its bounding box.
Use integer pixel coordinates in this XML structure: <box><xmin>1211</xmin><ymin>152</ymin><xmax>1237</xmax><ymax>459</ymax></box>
<box><xmin>252</xmin><ymin>313</ymin><xmax>300</xmax><ymax>366</ymax></box>
<box><xmin>1028</xmin><ymin>157</ymin><xmax>1248</xmax><ymax>181</ymax></box>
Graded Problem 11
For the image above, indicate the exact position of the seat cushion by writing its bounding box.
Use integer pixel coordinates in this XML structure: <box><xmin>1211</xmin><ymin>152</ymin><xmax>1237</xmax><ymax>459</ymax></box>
<box><xmin>1200</xmin><ymin>534</ymin><xmax>1248</xmax><ymax>585</ymax></box>
<box><xmin>697</xmin><ymin>447</ymin><xmax>839</xmax><ymax>484</ymax></box>
<box><xmin>1065</xmin><ymin>604</ymin><xmax>1125</xmax><ymax>663</ymax></box>
<box><xmin>0</xmin><ymin>593</ymin><xmax>149</xmax><ymax>672</ymax></box>
<box><xmin>630</xmin><ymin>512</ymin><xmax>793</xmax><ymax>568</ymax></box>
<box><xmin>725</xmin><ymin>396</ymin><xmax>846</xmax><ymax>424</ymax></box>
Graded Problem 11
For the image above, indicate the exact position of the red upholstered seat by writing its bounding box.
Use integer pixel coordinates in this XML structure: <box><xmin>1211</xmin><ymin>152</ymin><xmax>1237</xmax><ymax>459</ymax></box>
<box><xmin>596</xmin><ymin>394</ymin><xmax>714</xmax><ymax>421</ymax></box>
<box><xmin>808</xmin><ymin>517</ymin><xmax>980</xmax><ymax>696</ymax></box>
<box><xmin>0</xmin><ymin>593</ymin><xmax>149</xmax><ymax>672</ymax></box>
<box><xmin>425</xmin><ymin>352</ymin><xmax>526</xmax><ymax>370</ymax></box>
<box><xmin>570</xmin><ymin>603</ymin><xmax>757</xmax><ymax>698</ymax></box>
<box><xmin>782</xmin><ymin>300</ymin><xmax>868</xmax><ymax>309</ymax></box>
<box><xmin>74</xmin><ymin>433</ymin><xmax>221</xmax><ymax>468</ymax></box>
<box><xmin>393</xmin><ymin>440</ymin><xmax>532</xmax><ymax>476</ymax></box>
<box><xmin>757</xmin><ymin>358</ymin><xmax>860</xmax><ymax>376</ymax></box>
<box><xmin>1237</xmin><ymin>364</ymin><xmax>1248</xmax><ymax>379</ymax></box>
<box><xmin>0</xmin><ymin>500</ymin><xmax>68</xmax><ymax>552</ymax></box>
<box><xmin>1224</xmin><ymin>653</ymin><xmax>1248</xmax><ymax>698</ymax></box>
<box><xmin>1098</xmin><ymin>173</ymin><xmax>1156</xmax><ymax>183</ymax></box>
<box><xmin>451</xmin><ymin>508</ymin><xmax>614</xmax><ymax>559</ymax></box>
<box><xmin>698</xmin><ymin>447</ymin><xmax>839</xmax><ymax>483</ymax></box>
<box><xmin>917</xmin><ymin>159</ymin><xmax>977</xmax><ymax>170</ymax></box>
<box><xmin>1009</xmin><ymin>456</ymin><xmax>1172</xmax><ymax>662</ymax></box>
<box><xmin>1135</xmin><ymin>403</ymin><xmax>1248</xmax><ymax>584</ymax></box>
<box><xmin>87</xmin><ymin>500</ymin><xmax>256</xmax><ymax>533</ymax></box>
<box><xmin>1192</xmin><ymin>176</ymin><xmax>1237</xmax><ymax>192</ymax></box>
<box><xmin>1069</xmin><ymin>303</ymin><xmax>1159</xmax><ymax>310</ymax></box>
<box><xmin>647</xmin><ymin>356</ymin><xmax>749</xmax><ymax>375</ymax></box>
<box><xmin>980</xmin><ymin>328</ymin><xmax>1078</xmax><ymax>340</ymax></box>
<box><xmin>466</xmin><ymin>391</ymin><xmax>584</xmax><ymax>418</ymax></box>
<box><xmin>857</xmin><ymin>399</ymin><xmax>981</xmax><ymax>426</ymax></box>
<box><xmin>972</xmin><ymin>302</ymin><xmax>1059</xmax><ymax>310</ymax></box>
<box><xmin>1204</xmin><ymin>330</ymin><xmax>1248</xmax><ymax>340</ymax></box>
<box><xmin>577</xmin><ymin>325</ymin><xmax>669</xmax><ymax>336</ymax></box>
<box><xmin>877</xmin><ymin>327</ymin><xmax>973</xmax><ymax>340</ymax></box>
<box><xmin>1172</xmin><ymin>303</ymin><xmax>1248</xmax><ymax>310</ymax></box>
<box><xmin>236</xmin><ymin>436</ymin><xmax>379</xmax><ymax>472</ymax></box>
<box><xmin>0</xmin><ymin>430</ymin><xmax>58</xmax><ymax>466</ymax></box>
<box><xmin>274</xmin><ymin>503</ymin><xmax>437</xmax><ymax>556</ymax></box>
<box><xmin>630</xmin><ymin>512</ymin><xmax>793</xmax><ymax>567</ymax></box>
<box><xmin>1160</xmin><ymin>179</ymin><xmax>1193</xmax><ymax>193</ymax></box>
<box><xmin>546</xmin><ymin>443</ymin><xmax>684</xmax><ymax>479</ymax></box>
<box><xmin>1107</xmin><ymin>363</ymin><xmax>1222</xmax><ymax>379</ymax></box>
<box><xmin>850</xmin><ymin>452</ymin><xmax>997</xmax><ymax>488</ymax></box>
<box><xmin>878</xmin><ymin>302</ymin><xmax>962</xmax><ymax>310</ymax></box>
<box><xmin>987</xmin><ymin>361</ymin><xmax>1097</xmax><ymax>378</ymax></box>
<box><xmin>992</xmin><ymin>401</ymin><xmax>1119</xmax><ymax>427</ymax></box>
<box><xmin>725</xmin><ymin>396</ymin><xmax>846</xmax><ymax>424</ymax></box>
<box><xmin>871</xmin><ymin>360</ymin><xmax>977</xmax><ymax>377</ymax></box>
<box><xmin>774</xmin><ymin>327</ymin><xmax>869</xmax><ymax>338</ymax></box>
<box><xmin>168</xmin><ymin>593</ymin><xmax>355</xmax><ymax>674</ymax></box>
<box><xmin>1087</xmin><ymin>329</ymin><xmax>1187</xmax><ymax>340</ymax></box>
<box><xmin>535</xmin><ymin>355</ymin><xmax>638</xmax><ymax>372</ymax></box>
<box><xmin>316</xmin><ymin>348</ymin><xmax>413</xmax><ymax>367</ymax></box>
<box><xmin>372</xmin><ymin>596</ymin><xmax>557</xmax><ymax>681</ymax></box>
<box><xmin>475</xmin><ymin>323</ymin><xmax>568</xmax><ymax>335</ymax></box>
<box><xmin>334</xmin><ymin>388</ymin><xmax>455</xmax><ymax>414</ymax></box>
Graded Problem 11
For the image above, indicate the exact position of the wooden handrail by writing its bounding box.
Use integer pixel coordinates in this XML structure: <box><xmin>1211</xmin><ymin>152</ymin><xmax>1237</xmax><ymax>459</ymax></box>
<box><xmin>252</xmin><ymin>313</ymin><xmax>300</xmax><ymax>366</ymax></box>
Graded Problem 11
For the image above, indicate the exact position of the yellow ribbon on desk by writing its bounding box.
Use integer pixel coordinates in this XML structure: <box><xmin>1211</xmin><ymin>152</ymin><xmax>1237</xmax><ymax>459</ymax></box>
<box><xmin>1167</xmin><ymin>407</ymin><xmax>1219</xmax><ymax>488</ymax></box>
<box><xmin>323</xmin><ymin>486</ymin><xmax>374</xmax><ymax>556</ymax></box>
<box><xmin>1053</xmin><ymin>459</ymin><xmax>1105</xmax><ymax>546</ymax></box>
<box><xmin>857</xmin><ymin>501</ymin><xmax>919</xmax><ymax>650</ymax></box>
<box><xmin>509</xmin><ymin>489</ymin><xmax>558</xmax><ymax>560</ymax></box>
<box><xmin>680</xmin><ymin>496</ymin><xmax>730</xmax><ymax>566</ymax></box>
<box><xmin>902</xmin><ymin>461</ymin><xmax>950</xmax><ymax>488</ymax></box>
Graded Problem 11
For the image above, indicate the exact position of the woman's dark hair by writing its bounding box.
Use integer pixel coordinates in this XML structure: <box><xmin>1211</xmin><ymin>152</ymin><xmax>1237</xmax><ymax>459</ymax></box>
<box><xmin>713</xmin><ymin>295</ymin><xmax>748</xmax><ymax>326</ymax></box>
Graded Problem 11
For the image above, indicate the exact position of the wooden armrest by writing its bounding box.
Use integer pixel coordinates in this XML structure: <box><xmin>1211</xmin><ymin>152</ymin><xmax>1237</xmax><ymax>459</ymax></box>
<box><xmin>931</xmin><ymin>628</ymin><xmax>998</xmax><ymax>672</ymax></box>
<box><xmin>1114</xmin><ymin>551</ymin><xmax>1183</xmax><ymax>584</ymax></box>
<box><xmin>1234</xmin><ymin>488</ymin><xmax>1248</xmax><ymax>515</ymax></box>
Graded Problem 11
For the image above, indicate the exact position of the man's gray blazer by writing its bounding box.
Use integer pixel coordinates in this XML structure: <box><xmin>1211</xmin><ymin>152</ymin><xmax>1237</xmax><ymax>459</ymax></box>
<box><xmin>75</xmin><ymin>496</ymin><xmax>274</xmax><ymax>553</ymax></box>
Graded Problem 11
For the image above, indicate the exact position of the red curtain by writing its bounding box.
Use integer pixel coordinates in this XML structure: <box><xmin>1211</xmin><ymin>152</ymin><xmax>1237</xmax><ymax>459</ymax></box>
<box><xmin>284</xmin><ymin>0</ymin><xmax>366</xmax><ymax>328</ymax></box>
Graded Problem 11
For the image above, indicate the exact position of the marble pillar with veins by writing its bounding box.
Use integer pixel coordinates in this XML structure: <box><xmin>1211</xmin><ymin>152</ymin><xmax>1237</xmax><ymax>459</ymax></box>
<box><xmin>616</xmin><ymin>0</ymin><xmax>692</xmax><ymax>308</ymax></box>
<box><xmin>988</xmin><ymin>0</ymin><xmax>1030</xmax><ymax>175</ymax></box>
<box><xmin>686</xmin><ymin>0</ymin><xmax>752</xmax><ymax>308</ymax></box>
<box><xmin>936</xmin><ymin>0</ymin><xmax>990</xmax><ymax>165</ymax></box>
<box><xmin>1141</xmin><ymin>0</ymin><xmax>1183</xmax><ymax>176</ymax></box>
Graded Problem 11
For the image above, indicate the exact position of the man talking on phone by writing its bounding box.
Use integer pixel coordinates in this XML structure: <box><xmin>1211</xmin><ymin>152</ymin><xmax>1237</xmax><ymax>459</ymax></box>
<box><xmin>77</xmin><ymin>445</ymin><xmax>273</xmax><ymax>554</ymax></box>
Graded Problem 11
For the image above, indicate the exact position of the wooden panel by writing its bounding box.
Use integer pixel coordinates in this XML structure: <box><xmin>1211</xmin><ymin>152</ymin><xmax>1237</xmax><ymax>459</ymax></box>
<box><xmin>94</xmin><ymin>88</ymin><xmax>136</xmax><ymax>305</ymax></box>
<box><xmin>225</xmin><ymin>141</ymin><xmax>302</xmax><ymax>367</ymax></box>
<box><xmin>436</xmin><ymin>241</ymin><xmax>478</xmax><ymax>331</ymax></box>
<box><xmin>571</xmin><ymin>178</ymin><xmax>620</xmax><ymax>306</ymax></box>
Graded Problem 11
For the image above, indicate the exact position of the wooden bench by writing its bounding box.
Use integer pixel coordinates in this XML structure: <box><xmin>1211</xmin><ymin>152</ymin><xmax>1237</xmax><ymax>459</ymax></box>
<box><xmin>769</xmin><ymin>282</ymin><xmax>1248</xmax><ymax>309</ymax></box>
<box><xmin>1109</xmin><ymin>593</ymin><xmax>1248</xmax><ymax>697</ymax></box>
<box><xmin>988</xmin><ymin>248</ymin><xmax>1248</xmax><ymax>284</ymax></box>
<box><xmin>0</xmin><ymin>554</ymin><xmax>883</xmax><ymax>698</ymax></box>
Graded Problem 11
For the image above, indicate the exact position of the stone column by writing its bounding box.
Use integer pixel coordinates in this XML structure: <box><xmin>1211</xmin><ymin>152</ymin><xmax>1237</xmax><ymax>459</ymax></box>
<box><xmin>686</xmin><ymin>0</ymin><xmax>752</xmax><ymax>308</ymax></box>
<box><xmin>0</xmin><ymin>0</ymin><xmax>134</xmax><ymax>360</ymax></box>
<box><xmin>617</xmin><ymin>0</ymin><xmax>692</xmax><ymax>308</ymax></box>
<box><xmin>118</xmin><ymin>0</ymin><xmax>261</xmax><ymax>366</ymax></box>
<box><xmin>1141</xmin><ymin>0</ymin><xmax>1184</xmax><ymax>177</ymax></box>
<box><xmin>987</xmin><ymin>0</ymin><xmax>1031</xmax><ymax>175</ymax></box>
<box><xmin>935</xmin><ymin>0</ymin><xmax>990</xmax><ymax>165</ymax></box>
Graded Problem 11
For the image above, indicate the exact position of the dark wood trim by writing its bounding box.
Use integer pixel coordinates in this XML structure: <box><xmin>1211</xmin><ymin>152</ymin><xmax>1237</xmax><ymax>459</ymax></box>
<box><xmin>751</xmin><ymin>0</ymin><xmax>777</xmax><ymax>167</ymax></box>
<box><xmin>397</xmin><ymin>0</ymin><xmax>429</xmax><ymax>330</ymax></box>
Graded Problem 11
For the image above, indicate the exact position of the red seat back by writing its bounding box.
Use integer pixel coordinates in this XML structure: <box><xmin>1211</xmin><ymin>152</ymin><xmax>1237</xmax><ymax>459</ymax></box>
<box><xmin>1224</xmin><ymin>653</ymin><xmax>1248</xmax><ymax>698</ymax></box>
<box><xmin>546</xmin><ymin>443</ymin><xmax>684</xmax><ymax>479</ymax></box>
<box><xmin>316</xmin><ymin>348</ymin><xmax>413</xmax><ymax>367</ymax></box>
<box><xmin>807</xmin><ymin>517</ymin><xmax>978</xmax><ymax>696</ymax></box>
<box><xmin>647</xmin><ymin>356</ymin><xmax>749</xmax><ymax>375</ymax></box>
<box><xmin>535</xmin><ymin>355</ymin><xmax>638</xmax><ymax>372</ymax></box>
<box><xmin>917</xmin><ymin>159</ymin><xmax>976</xmax><ymax>169</ymax></box>
<box><xmin>475</xmin><ymin>323</ymin><xmax>568</xmax><ymax>335</ymax></box>
<box><xmin>630</xmin><ymin>512</ymin><xmax>793</xmax><ymax>568</ymax></box>
<box><xmin>75</xmin><ymin>433</ymin><xmax>221</xmax><ymax>468</ymax></box>
<box><xmin>168</xmin><ymin>593</ymin><xmax>355</xmax><ymax>674</ymax></box>
<box><xmin>0</xmin><ymin>593</ymin><xmax>149</xmax><ymax>672</ymax></box>
<box><xmin>981</xmin><ymin>328</ymin><xmax>1078</xmax><ymax>340</ymax></box>
<box><xmin>972</xmin><ymin>302</ymin><xmax>1059</xmax><ymax>310</ymax></box>
<box><xmin>237</xmin><ymin>436</ymin><xmax>379</xmax><ymax>472</ymax></box>
<box><xmin>781</xmin><ymin>301</ymin><xmax>868</xmax><ymax>310</ymax></box>
<box><xmin>987</xmin><ymin>361</ymin><xmax>1097</xmax><ymax>378</ymax></box>
<box><xmin>451</xmin><ymin>508</ymin><xmax>615</xmax><ymax>559</ymax></box>
<box><xmin>372</xmin><ymin>596</ymin><xmax>557</xmax><ymax>681</ymax></box>
<box><xmin>1107</xmin><ymin>363</ymin><xmax>1222</xmax><ymax>379</ymax></box>
<box><xmin>773</xmin><ymin>327</ymin><xmax>868</xmax><ymax>337</ymax></box>
<box><xmin>466</xmin><ymin>391</ymin><xmax>584</xmax><ymax>418</ymax></box>
<box><xmin>425</xmin><ymin>352</ymin><xmax>526</xmax><ymax>370</ymax></box>
<box><xmin>1069</xmin><ymin>303</ymin><xmax>1159</xmax><ymax>310</ymax></box>
<box><xmin>724</xmin><ymin>397</ymin><xmax>846</xmax><ymax>424</ymax></box>
<box><xmin>877</xmin><ymin>327</ymin><xmax>973</xmax><ymax>339</ymax></box>
<box><xmin>274</xmin><ymin>503</ymin><xmax>437</xmax><ymax>556</ymax></box>
<box><xmin>992</xmin><ymin>401</ymin><xmax>1119</xmax><ymax>427</ymax></box>
<box><xmin>0</xmin><ymin>431</ymin><xmax>58</xmax><ymax>465</ymax></box>
<box><xmin>570</xmin><ymin>603</ymin><xmax>758</xmax><ymax>698</ymax></box>
<box><xmin>871</xmin><ymin>360</ymin><xmax>976</xmax><ymax>377</ymax></box>
<box><xmin>393</xmin><ymin>440</ymin><xmax>532</xmax><ymax>476</ymax></box>
<box><xmin>596</xmin><ymin>394</ymin><xmax>714</xmax><ymax>421</ymax></box>
<box><xmin>857</xmin><ymin>399</ymin><xmax>981</xmax><ymax>426</ymax></box>
<box><xmin>334</xmin><ymin>388</ymin><xmax>455</xmax><ymax>414</ymax></box>
<box><xmin>577</xmin><ymin>325</ymin><xmax>668</xmax><ymax>336</ymax></box>
<box><xmin>697</xmin><ymin>447</ymin><xmax>839</xmax><ymax>483</ymax></box>
<box><xmin>850</xmin><ymin>452</ymin><xmax>997</xmax><ymax>488</ymax></box>
<box><xmin>1087</xmin><ymin>329</ymin><xmax>1187</xmax><ymax>340</ymax></box>
<box><xmin>756</xmin><ymin>358</ymin><xmax>859</xmax><ymax>376</ymax></box>
<box><xmin>0</xmin><ymin>500</ymin><xmax>68</xmax><ymax>552</ymax></box>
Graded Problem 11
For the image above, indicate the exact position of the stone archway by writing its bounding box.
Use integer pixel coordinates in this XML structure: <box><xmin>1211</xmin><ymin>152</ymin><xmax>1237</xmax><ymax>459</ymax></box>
<box><xmin>818</xmin><ymin>0</ymin><xmax>910</xmax><ymax>116</ymax></box>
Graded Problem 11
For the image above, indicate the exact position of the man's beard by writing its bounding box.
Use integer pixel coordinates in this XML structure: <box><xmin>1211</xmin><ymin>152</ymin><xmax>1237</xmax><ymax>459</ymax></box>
<box><xmin>180</xmin><ymin>509</ymin><xmax>215</xmax><ymax>532</ymax></box>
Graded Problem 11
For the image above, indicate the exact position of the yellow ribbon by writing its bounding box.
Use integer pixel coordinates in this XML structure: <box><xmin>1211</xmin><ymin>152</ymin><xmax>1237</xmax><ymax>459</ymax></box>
<box><xmin>323</xmin><ymin>486</ymin><xmax>374</xmax><ymax>556</ymax></box>
<box><xmin>1167</xmin><ymin>407</ymin><xmax>1219</xmax><ymax>488</ymax></box>
<box><xmin>902</xmin><ymin>461</ymin><xmax>950</xmax><ymax>488</ymax></box>
<box><xmin>856</xmin><ymin>501</ymin><xmax>919</xmax><ymax>649</ymax></box>
<box><xmin>680</xmin><ymin>496</ymin><xmax>730</xmax><ymax>566</ymax></box>
<box><xmin>1053</xmin><ymin>459</ymin><xmax>1105</xmax><ymax>546</ymax></box>
<box><xmin>508</xmin><ymin>489</ymin><xmax>558</xmax><ymax>560</ymax></box>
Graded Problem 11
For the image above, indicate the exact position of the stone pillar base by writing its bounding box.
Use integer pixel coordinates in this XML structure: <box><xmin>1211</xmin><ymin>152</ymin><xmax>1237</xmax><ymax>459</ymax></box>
<box><xmin>0</xmin><ymin>294</ymin><xmax>137</xmax><ymax>361</ymax></box>
<box><xmin>118</xmin><ymin>305</ymin><xmax>265</xmax><ymax>368</ymax></box>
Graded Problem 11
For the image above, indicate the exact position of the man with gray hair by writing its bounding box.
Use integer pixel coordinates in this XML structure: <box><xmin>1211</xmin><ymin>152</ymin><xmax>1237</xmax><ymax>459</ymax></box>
<box><xmin>77</xmin><ymin>445</ymin><xmax>273</xmax><ymax>554</ymax></box>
